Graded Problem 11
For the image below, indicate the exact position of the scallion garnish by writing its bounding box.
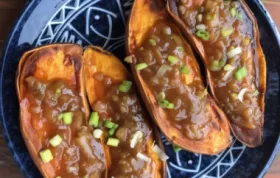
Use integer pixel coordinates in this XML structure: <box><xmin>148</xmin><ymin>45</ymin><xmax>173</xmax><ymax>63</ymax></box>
<box><xmin>227</xmin><ymin>46</ymin><xmax>242</xmax><ymax>58</ymax></box>
<box><xmin>39</xmin><ymin>149</ymin><xmax>53</xmax><ymax>163</ymax></box>
<box><xmin>157</xmin><ymin>92</ymin><xmax>166</xmax><ymax>101</ymax></box>
<box><xmin>223</xmin><ymin>64</ymin><xmax>234</xmax><ymax>71</ymax></box>
<box><xmin>230</xmin><ymin>8</ymin><xmax>236</xmax><ymax>17</ymax></box>
<box><xmin>173</xmin><ymin>145</ymin><xmax>182</xmax><ymax>152</ymax></box>
<box><xmin>180</xmin><ymin>65</ymin><xmax>190</xmax><ymax>74</ymax></box>
<box><xmin>234</xmin><ymin>67</ymin><xmax>247</xmax><ymax>80</ymax></box>
<box><xmin>119</xmin><ymin>80</ymin><xmax>132</xmax><ymax>93</ymax></box>
<box><xmin>135</xmin><ymin>63</ymin><xmax>148</xmax><ymax>71</ymax></box>
<box><xmin>149</xmin><ymin>38</ymin><xmax>157</xmax><ymax>46</ymax></box>
<box><xmin>89</xmin><ymin>112</ymin><xmax>99</xmax><ymax>127</ymax></box>
<box><xmin>157</xmin><ymin>64</ymin><xmax>172</xmax><ymax>77</ymax></box>
<box><xmin>168</xmin><ymin>55</ymin><xmax>178</xmax><ymax>64</ymax></box>
<box><xmin>196</xmin><ymin>14</ymin><xmax>203</xmax><ymax>23</ymax></box>
<box><xmin>107</xmin><ymin>138</ymin><xmax>120</xmax><ymax>147</ymax></box>
<box><xmin>237</xmin><ymin>11</ymin><xmax>243</xmax><ymax>21</ymax></box>
<box><xmin>124</xmin><ymin>55</ymin><xmax>133</xmax><ymax>63</ymax></box>
<box><xmin>195</xmin><ymin>30</ymin><xmax>209</xmax><ymax>40</ymax></box>
<box><xmin>104</xmin><ymin>121</ymin><xmax>116</xmax><ymax>129</ymax></box>
<box><xmin>137</xmin><ymin>152</ymin><xmax>151</xmax><ymax>163</ymax></box>
<box><xmin>49</xmin><ymin>135</ymin><xmax>62</xmax><ymax>147</ymax></box>
<box><xmin>209</xmin><ymin>60</ymin><xmax>224</xmax><ymax>71</ymax></box>
<box><xmin>158</xmin><ymin>99</ymin><xmax>174</xmax><ymax>109</ymax></box>
<box><xmin>130</xmin><ymin>131</ymin><xmax>144</xmax><ymax>148</ymax></box>
<box><xmin>58</xmin><ymin>112</ymin><xmax>73</xmax><ymax>125</ymax></box>
<box><xmin>254</xmin><ymin>90</ymin><xmax>259</xmax><ymax>96</ymax></box>
<box><xmin>93</xmin><ymin>129</ymin><xmax>103</xmax><ymax>139</ymax></box>
<box><xmin>221</xmin><ymin>27</ymin><xmax>234</xmax><ymax>37</ymax></box>
<box><xmin>109</xmin><ymin>124</ymin><xmax>119</xmax><ymax>136</ymax></box>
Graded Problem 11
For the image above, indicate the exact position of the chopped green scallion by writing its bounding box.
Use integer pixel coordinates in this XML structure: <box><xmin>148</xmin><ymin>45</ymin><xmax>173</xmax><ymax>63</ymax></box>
<box><xmin>254</xmin><ymin>90</ymin><xmax>260</xmax><ymax>96</ymax></box>
<box><xmin>107</xmin><ymin>138</ymin><xmax>120</xmax><ymax>147</ymax></box>
<box><xmin>157</xmin><ymin>92</ymin><xmax>166</xmax><ymax>101</ymax></box>
<box><xmin>195</xmin><ymin>30</ymin><xmax>209</xmax><ymax>40</ymax></box>
<box><xmin>58</xmin><ymin>112</ymin><xmax>73</xmax><ymax>125</ymax></box>
<box><xmin>230</xmin><ymin>8</ymin><xmax>236</xmax><ymax>17</ymax></box>
<box><xmin>93</xmin><ymin>129</ymin><xmax>103</xmax><ymax>139</ymax></box>
<box><xmin>221</xmin><ymin>27</ymin><xmax>234</xmax><ymax>37</ymax></box>
<box><xmin>176</xmin><ymin>46</ymin><xmax>184</xmax><ymax>53</ymax></box>
<box><xmin>209</xmin><ymin>60</ymin><xmax>224</xmax><ymax>71</ymax></box>
<box><xmin>168</xmin><ymin>55</ymin><xmax>178</xmax><ymax>64</ymax></box>
<box><xmin>49</xmin><ymin>135</ymin><xmax>62</xmax><ymax>147</ymax></box>
<box><xmin>39</xmin><ymin>149</ymin><xmax>53</xmax><ymax>163</ymax></box>
<box><xmin>224</xmin><ymin>64</ymin><xmax>234</xmax><ymax>71</ymax></box>
<box><xmin>149</xmin><ymin>38</ymin><xmax>157</xmax><ymax>46</ymax></box>
<box><xmin>119</xmin><ymin>80</ymin><xmax>133</xmax><ymax>93</ymax></box>
<box><xmin>89</xmin><ymin>112</ymin><xmax>99</xmax><ymax>127</ymax></box>
<box><xmin>104</xmin><ymin>121</ymin><xmax>116</xmax><ymax>129</ymax></box>
<box><xmin>135</xmin><ymin>63</ymin><xmax>148</xmax><ymax>71</ymax></box>
<box><xmin>109</xmin><ymin>124</ymin><xmax>119</xmax><ymax>136</ymax></box>
<box><xmin>173</xmin><ymin>145</ymin><xmax>182</xmax><ymax>152</ymax></box>
<box><xmin>237</xmin><ymin>11</ymin><xmax>243</xmax><ymax>20</ymax></box>
<box><xmin>234</xmin><ymin>67</ymin><xmax>247</xmax><ymax>80</ymax></box>
<box><xmin>180</xmin><ymin>65</ymin><xmax>190</xmax><ymax>74</ymax></box>
<box><xmin>159</xmin><ymin>99</ymin><xmax>174</xmax><ymax>109</ymax></box>
<box><xmin>124</xmin><ymin>55</ymin><xmax>133</xmax><ymax>63</ymax></box>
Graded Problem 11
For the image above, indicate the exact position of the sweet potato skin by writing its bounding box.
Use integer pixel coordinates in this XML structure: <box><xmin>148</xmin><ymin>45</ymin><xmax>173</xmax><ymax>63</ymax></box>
<box><xmin>166</xmin><ymin>0</ymin><xmax>266</xmax><ymax>147</ymax></box>
<box><xmin>126</xmin><ymin>0</ymin><xmax>231</xmax><ymax>154</ymax></box>
<box><xmin>16</xmin><ymin>44</ymin><xmax>88</xmax><ymax>178</ymax></box>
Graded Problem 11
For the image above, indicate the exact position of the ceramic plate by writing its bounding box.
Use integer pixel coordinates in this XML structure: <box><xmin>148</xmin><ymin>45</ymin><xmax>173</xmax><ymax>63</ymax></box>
<box><xmin>0</xmin><ymin>0</ymin><xmax>280</xmax><ymax>177</ymax></box>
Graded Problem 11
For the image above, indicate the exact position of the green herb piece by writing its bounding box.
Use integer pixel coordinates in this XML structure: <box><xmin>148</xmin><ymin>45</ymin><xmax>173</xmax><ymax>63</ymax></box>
<box><xmin>168</xmin><ymin>55</ymin><xmax>179</xmax><ymax>64</ymax></box>
<box><xmin>234</xmin><ymin>67</ymin><xmax>247</xmax><ymax>80</ymax></box>
<box><xmin>254</xmin><ymin>90</ymin><xmax>260</xmax><ymax>96</ymax></box>
<box><xmin>196</xmin><ymin>14</ymin><xmax>203</xmax><ymax>22</ymax></box>
<box><xmin>58</xmin><ymin>112</ymin><xmax>73</xmax><ymax>125</ymax></box>
<box><xmin>157</xmin><ymin>92</ymin><xmax>166</xmax><ymax>101</ymax></box>
<box><xmin>119</xmin><ymin>80</ymin><xmax>133</xmax><ymax>93</ymax></box>
<box><xmin>149</xmin><ymin>38</ymin><xmax>157</xmax><ymax>46</ymax></box>
<box><xmin>221</xmin><ymin>27</ymin><xmax>234</xmax><ymax>37</ymax></box>
<box><xmin>223</xmin><ymin>64</ymin><xmax>234</xmax><ymax>71</ymax></box>
<box><xmin>195</xmin><ymin>30</ymin><xmax>209</xmax><ymax>40</ymax></box>
<box><xmin>176</xmin><ymin>46</ymin><xmax>184</xmax><ymax>53</ymax></box>
<box><xmin>39</xmin><ymin>149</ymin><xmax>53</xmax><ymax>163</ymax></box>
<box><xmin>107</xmin><ymin>138</ymin><xmax>120</xmax><ymax>147</ymax></box>
<box><xmin>180</xmin><ymin>65</ymin><xmax>190</xmax><ymax>74</ymax></box>
<box><xmin>135</xmin><ymin>63</ymin><xmax>148</xmax><ymax>71</ymax></box>
<box><xmin>230</xmin><ymin>8</ymin><xmax>236</xmax><ymax>17</ymax></box>
<box><xmin>173</xmin><ymin>145</ymin><xmax>182</xmax><ymax>152</ymax></box>
<box><xmin>104</xmin><ymin>121</ymin><xmax>115</xmax><ymax>129</ymax></box>
<box><xmin>237</xmin><ymin>11</ymin><xmax>243</xmax><ymax>21</ymax></box>
<box><xmin>109</xmin><ymin>124</ymin><xmax>119</xmax><ymax>136</ymax></box>
<box><xmin>89</xmin><ymin>112</ymin><xmax>99</xmax><ymax>127</ymax></box>
<box><xmin>49</xmin><ymin>135</ymin><xmax>62</xmax><ymax>147</ymax></box>
<box><xmin>124</xmin><ymin>55</ymin><xmax>133</xmax><ymax>63</ymax></box>
<box><xmin>209</xmin><ymin>60</ymin><xmax>224</xmax><ymax>71</ymax></box>
<box><xmin>158</xmin><ymin>99</ymin><xmax>174</xmax><ymax>109</ymax></box>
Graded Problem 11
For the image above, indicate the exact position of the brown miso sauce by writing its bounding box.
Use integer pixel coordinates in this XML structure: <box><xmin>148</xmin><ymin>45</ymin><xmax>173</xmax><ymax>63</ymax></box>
<box><xmin>92</xmin><ymin>72</ymin><xmax>156</xmax><ymax>178</ymax></box>
<box><xmin>24</xmin><ymin>77</ymin><xmax>105</xmax><ymax>178</ymax></box>
<box><xmin>133</xmin><ymin>21</ymin><xmax>213</xmax><ymax>140</ymax></box>
<box><xmin>177</xmin><ymin>0</ymin><xmax>262</xmax><ymax>129</ymax></box>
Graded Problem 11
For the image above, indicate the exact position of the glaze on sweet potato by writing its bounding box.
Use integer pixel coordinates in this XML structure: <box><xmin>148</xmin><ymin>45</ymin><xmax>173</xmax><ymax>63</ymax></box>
<box><xmin>16</xmin><ymin>44</ymin><xmax>107</xmax><ymax>178</ymax></box>
<box><xmin>126</xmin><ymin>0</ymin><xmax>231</xmax><ymax>154</ymax></box>
<box><xmin>167</xmin><ymin>0</ymin><xmax>266</xmax><ymax>147</ymax></box>
<box><xmin>83</xmin><ymin>46</ymin><xmax>165</xmax><ymax>178</ymax></box>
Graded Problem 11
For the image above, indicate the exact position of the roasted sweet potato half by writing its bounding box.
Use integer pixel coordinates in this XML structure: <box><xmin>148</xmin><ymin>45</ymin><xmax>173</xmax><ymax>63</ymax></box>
<box><xmin>16</xmin><ymin>44</ymin><xmax>107</xmax><ymax>178</ymax></box>
<box><xmin>167</xmin><ymin>0</ymin><xmax>266</xmax><ymax>147</ymax></box>
<box><xmin>83</xmin><ymin>46</ymin><xmax>165</xmax><ymax>178</ymax></box>
<box><xmin>126</xmin><ymin>0</ymin><xmax>231</xmax><ymax>154</ymax></box>
<box><xmin>16</xmin><ymin>44</ymin><xmax>166</xmax><ymax>177</ymax></box>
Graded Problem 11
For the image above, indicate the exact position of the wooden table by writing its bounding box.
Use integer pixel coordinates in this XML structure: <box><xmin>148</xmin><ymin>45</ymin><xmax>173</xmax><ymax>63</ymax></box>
<box><xmin>0</xmin><ymin>0</ymin><xmax>279</xmax><ymax>177</ymax></box>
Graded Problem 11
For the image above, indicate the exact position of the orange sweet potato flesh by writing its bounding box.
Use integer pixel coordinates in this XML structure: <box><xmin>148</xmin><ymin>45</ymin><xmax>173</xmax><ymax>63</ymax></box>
<box><xmin>127</xmin><ymin>0</ymin><xmax>231</xmax><ymax>154</ymax></box>
<box><xmin>83</xmin><ymin>46</ymin><xmax>165</xmax><ymax>178</ymax></box>
<box><xmin>167</xmin><ymin>0</ymin><xmax>266</xmax><ymax>147</ymax></box>
<box><xmin>16</xmin><ymin>44</ymin><xmax>99</xmax><ymax>178</ymax></box>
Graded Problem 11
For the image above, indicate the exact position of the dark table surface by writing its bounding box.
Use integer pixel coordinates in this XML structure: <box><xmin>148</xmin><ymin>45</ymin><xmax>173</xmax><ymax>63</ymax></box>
<box><xmin>0</xmin><ymin>0</ymin><xmax>279</xmax><ymax>177</ymax></box>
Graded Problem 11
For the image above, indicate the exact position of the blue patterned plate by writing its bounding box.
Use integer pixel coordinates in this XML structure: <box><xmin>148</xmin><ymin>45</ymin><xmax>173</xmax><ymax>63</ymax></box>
<box><xmin>0</xmin><ymin>0</ymin><xmax>280</xmax><ymax>177</ymax></box>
